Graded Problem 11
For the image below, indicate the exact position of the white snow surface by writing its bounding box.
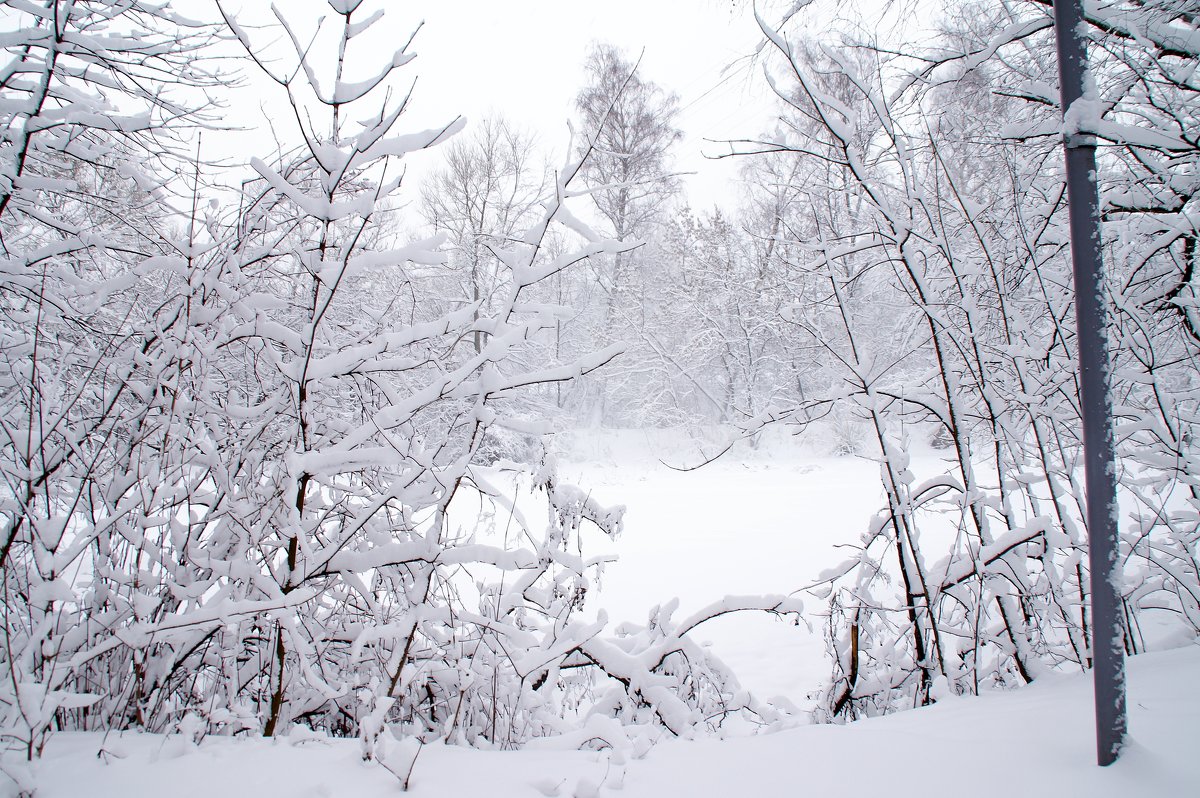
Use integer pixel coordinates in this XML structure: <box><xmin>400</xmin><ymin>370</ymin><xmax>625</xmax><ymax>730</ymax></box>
<box><xmin>551</xmin><ymin>427</ymin><xmax>874</xmax><ymax>704</ymax></box>
<box><xmin>20</xmin><ymin>429</ymin><xmax>1200</xmax><ymax>797</ymax></box>
<box><xmin>27</xmin><ymin>645</ymin><xmax>1200</xmax><ymax>797</ymax></box>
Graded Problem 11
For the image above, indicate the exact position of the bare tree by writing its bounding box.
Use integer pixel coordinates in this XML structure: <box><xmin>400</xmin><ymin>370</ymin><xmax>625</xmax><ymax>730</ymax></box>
<box><xmin>575</xmin><ymin>44</ymin><xmax>682</xmax><ymax>243</ymax></box>
<box><xmin>737</xmin><ymin>0</ymin><xmax>1200</xmax><ymax>721</ymax></box>
<box><xmin>0</xmin><ymin>2</ymin><xmax>226</xmax><ymax>790</ymax></box>
<box><xmin>421</xmin><ymin>116</ymin><xmax>547</xmax><ymax>354</ymax></box>
<box><xmin>572</xmin><ymin>43</ymin><xmax>682</xmax><ymax>425</ymax></box>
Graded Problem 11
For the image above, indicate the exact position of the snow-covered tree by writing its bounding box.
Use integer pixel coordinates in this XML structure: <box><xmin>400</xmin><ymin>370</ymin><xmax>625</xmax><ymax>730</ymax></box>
<box><xmin>742</xmin><ymin>0</ymin><xmax>1199</xmax><ymax>720</ymax></box>
<box><xmin>1</xmin><ymin>9</ymin><xmax>810</xmax><ymax>792</ymax></box>
<box><xmin>420</xmin><ymin>116</ymin><xmax>547</xmax><ymax>355</ymax></box>
<box><xmin>0</xmin><ymin>0</ymin><xmax>227</xmax><ymax>787</ymax></box>
<box><xmin>571</xmin><ymin>43</ymin><xmax>683</xmax><ymax>426</ymax></box>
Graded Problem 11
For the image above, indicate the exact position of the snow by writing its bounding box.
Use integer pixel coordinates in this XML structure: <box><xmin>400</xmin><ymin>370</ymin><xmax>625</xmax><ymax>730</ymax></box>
<box><xmin>5</xmin><ymin>0</ymin><xmax>1198</xmax><ymax>791</ymax></box>
<box><xmin>25</xmin><ymin>646</ymin><xmax>1199</xmax><ymax>797</ymax></box>
<box><xmin>21</xmin><ymin>428</ymin><xmax>1196</xmax><ymax>797</ymax></box>
<box><xmin>553</xmin><ymin>428</ymin><xmax>878</xmax><ymax>702</ymax></box>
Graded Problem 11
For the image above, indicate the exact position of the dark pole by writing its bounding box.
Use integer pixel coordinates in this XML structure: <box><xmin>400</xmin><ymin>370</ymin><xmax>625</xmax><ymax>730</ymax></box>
<box><xmin>1052</xmin><ymin>0</ymin><xmax>1126</xmax><ymax>767</ymax></box>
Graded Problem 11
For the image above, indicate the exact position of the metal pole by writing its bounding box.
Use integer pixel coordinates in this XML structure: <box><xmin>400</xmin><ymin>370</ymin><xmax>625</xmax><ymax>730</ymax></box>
<box><xmin>1051</xmin><ymin>0</ymin><xmax>1126</xmax><ymax>767</ymax></box>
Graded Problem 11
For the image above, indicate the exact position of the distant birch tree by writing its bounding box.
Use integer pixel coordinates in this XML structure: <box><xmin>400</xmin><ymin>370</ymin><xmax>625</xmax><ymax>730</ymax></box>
<box><xmin>572</xmin><ymin>43</ymin><xmax>682</xmax><ymax>425</ymax></box>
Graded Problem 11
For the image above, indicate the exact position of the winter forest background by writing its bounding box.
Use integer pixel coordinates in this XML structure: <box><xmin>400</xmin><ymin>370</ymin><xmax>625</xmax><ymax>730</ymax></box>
<box><xmin>1</xmin><ymin>0</ymin><xmax>1198</xmax><ymax>794</ymax></box>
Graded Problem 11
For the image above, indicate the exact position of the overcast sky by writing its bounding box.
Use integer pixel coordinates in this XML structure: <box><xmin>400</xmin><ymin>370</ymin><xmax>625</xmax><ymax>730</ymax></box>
<box><xmin>213</xmin><ymin>1</ymin><xmax>790</xmax><ymax>211</ymax></box>
<box><xmin>392</xmin><ymin>0</ymin><xmax>780</xmax><ymax>209</ymax></box>
<box><xmin>212</xmin><ymin>1</ymin><xmax>914</xmax><ymax>212</ymax></box>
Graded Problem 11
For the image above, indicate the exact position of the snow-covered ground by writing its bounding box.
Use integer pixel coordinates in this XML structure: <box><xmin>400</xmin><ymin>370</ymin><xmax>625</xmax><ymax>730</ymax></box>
<box><xmin>17</xmin><ymin>429</ymin><xmax>1200</xmax><ymax>797</ymax></box>
<box><xmin>552</xmin><ymin>427</ymin><xmax>881</xmax><ymax>704</ymax></box>
<box><xmin>28</xmin><ymin>645</ymin><xmax>1200</xmax><ymax>797</ymax></box>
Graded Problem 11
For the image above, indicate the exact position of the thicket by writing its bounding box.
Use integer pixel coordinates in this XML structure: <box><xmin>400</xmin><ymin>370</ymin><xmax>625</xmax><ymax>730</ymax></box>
<box><xmin>1</xmin><ymin>2</ymin><xmax>1197</xmax><ymax>793</ymax></box>
<box><xmin>0</xmin><ymin>3</ymin><xmax>801</xmax><ymax>792</ymax></box>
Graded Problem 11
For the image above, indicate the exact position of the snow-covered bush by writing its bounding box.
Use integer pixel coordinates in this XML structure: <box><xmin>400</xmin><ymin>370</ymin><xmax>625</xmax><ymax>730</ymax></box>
<box><xmin>0</xmin><ymin>8</ymin><xmax>809</xmax><ymax>790</ymax></box>
<box><xmin>0</xmin><ymin>3</ymin><xmax>228</xmax><ymax>785</ymax></box>
<box><xmin>747</xmin><ymin>0</ymin><xmax>1200</xmax><ymax>721</ymax></box>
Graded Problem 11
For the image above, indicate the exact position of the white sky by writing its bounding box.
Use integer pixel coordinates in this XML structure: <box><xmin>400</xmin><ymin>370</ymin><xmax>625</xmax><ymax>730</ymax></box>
<box><xmin>212</xmin><ymin>0</ymin><xmax>789</xmax><ymax>212</ymax></box>
<box><xmin>391</xmin><ymin>0</ymin><xmax>781</xmax><ymax>210</ymax></box>
<box><xmin>208</xmin><ymin>1</ymin><xmax>915</xmax><ymax>213</ymax></box>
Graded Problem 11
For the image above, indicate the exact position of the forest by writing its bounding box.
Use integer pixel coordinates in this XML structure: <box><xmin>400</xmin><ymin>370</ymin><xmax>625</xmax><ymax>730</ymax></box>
<box><xmin>0</xmin><ymin>0</ymin><xmax>1197</xmax><ymax>795</ymax></box>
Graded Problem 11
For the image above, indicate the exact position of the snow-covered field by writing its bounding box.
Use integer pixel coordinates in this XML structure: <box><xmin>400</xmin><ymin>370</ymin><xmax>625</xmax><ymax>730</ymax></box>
<box><xmin>552</xmin><ymin>427</ymin><xmax>879</xmax><ymax>704</ymax></box>
<box><xmin>33</xmin><ymin>645</ymin><xmax>1198</xmax><ymax>798</ymax></box>
<box><xmin>18</xmin><ymin>430</ymin><xmax>1200</xmax><ymax>797</ymax></box>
